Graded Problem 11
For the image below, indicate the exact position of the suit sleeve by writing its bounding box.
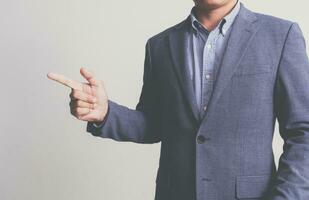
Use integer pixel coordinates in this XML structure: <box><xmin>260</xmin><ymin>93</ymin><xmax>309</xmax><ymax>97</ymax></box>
<box><xmin>86</xmin><ymin>39</ymin><xmax>161</xmax><ymax>144</ymax></box>
<box><xmin>269</xmin><ymin>22</ymin><xmax>309</xmax><ymax>199</ymax></box>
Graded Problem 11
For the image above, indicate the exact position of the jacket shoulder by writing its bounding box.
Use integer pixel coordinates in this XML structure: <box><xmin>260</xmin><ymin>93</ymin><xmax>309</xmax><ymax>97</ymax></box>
<box><xmin>247</xmin><ymin>10</ymin><xmax>299</xmax><ymax>45</ymax></box>
<box><xmin>254</xmin><ymin>11</ymin><xmax>295</xmax><ymax>30</ymax></box>
<box><xmin>147</xmin><ymin>18</ymin><xmax>187</xmax><ymax>44</ymax></box>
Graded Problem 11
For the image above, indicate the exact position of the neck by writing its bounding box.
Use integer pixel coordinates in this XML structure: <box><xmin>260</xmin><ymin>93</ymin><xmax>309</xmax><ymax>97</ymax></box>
<box><xmin>194</xmin><ymin>0</ymin><xmax>237</xmax><ymax>31</ymax></box>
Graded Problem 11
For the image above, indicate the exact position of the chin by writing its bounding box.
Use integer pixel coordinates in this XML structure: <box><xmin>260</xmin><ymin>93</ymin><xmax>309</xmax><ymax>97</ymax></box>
<box><xmin>194</xmin><ymin>0</ymin><xmax>231</xmax><ymax>9</ymax></box>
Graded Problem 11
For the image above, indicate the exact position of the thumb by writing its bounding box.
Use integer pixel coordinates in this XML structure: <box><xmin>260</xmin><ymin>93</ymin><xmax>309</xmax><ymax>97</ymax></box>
<box><xmin>80</xmin><ymin>67</ymin><xmax>100</xmax><ymax>86</ymax></box>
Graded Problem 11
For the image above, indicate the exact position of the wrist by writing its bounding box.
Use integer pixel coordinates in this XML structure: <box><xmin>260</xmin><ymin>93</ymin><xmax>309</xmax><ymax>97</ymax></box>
<box><xmin>92</xmin><ymin>103</ymin><xmax>109</xmax><ymax>127</ymax></box>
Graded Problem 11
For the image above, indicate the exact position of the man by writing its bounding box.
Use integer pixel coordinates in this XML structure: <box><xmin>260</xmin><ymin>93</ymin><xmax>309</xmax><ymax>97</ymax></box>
<box><xmin>48</xmin><ymin>0</ymin><xmax>309</xmax><ymax>199</ymax></box>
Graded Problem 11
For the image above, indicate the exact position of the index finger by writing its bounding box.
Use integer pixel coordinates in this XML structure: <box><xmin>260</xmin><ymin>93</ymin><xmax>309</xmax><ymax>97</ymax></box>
<box><xmin>47</xmin><ymin>72</ymin><xmax>83</xmax><ymax>91</ymax></box>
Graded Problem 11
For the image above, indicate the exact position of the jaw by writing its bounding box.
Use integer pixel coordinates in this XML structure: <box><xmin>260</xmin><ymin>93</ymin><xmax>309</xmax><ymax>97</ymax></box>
<box><xmin>194</xmin><ymin>0</ymin><xmax>234</xmax><ymax>10</ymax></box>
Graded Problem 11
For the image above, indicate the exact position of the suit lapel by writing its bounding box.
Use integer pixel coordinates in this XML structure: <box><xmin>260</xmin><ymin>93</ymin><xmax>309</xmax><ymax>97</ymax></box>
<box><xmin>168</xmin><ymin>17</ymin><xmax>200</xmax><ymax>122</ymax></box>
<box><xmin>200</xmin><ymin>4</ymin><xmax>260</xmax><ymax>124</ymax></box>
<box><xmin>168</xmin><ymin>3</ymin><xmax>260</xmax><ymax>125</ymax></box>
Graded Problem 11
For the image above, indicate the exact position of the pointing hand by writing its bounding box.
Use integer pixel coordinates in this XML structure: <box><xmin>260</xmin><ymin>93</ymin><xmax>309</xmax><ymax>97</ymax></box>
<box><xmin>47</xmin><ymin>67</ymin><xmax>108</xmax><ymax>123</ymax></box>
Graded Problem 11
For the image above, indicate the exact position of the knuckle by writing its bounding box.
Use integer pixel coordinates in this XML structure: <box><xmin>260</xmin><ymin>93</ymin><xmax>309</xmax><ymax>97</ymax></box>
<box><xmin>76</xmin><ymin>107</ymin><xmax>81</xmax><ymax>113</ymax></box>
<box><xmin>74</xmin><ymin>90</ymin><xmax>81</xmax><ymax>97</ymax></box>
<box><xmin>74</xmin><ymin>107</ymin><xmax>80</xmax><ymax>114</ymax></box>
<box><xmin>73</xmin><ymin>91</ymin><xmax>78</xmax><ymax>98</ymax></box>
<box><xmin>70</xmin><ymin>91</ymin><xmax>77</xmax><ymax>99</ymax></box>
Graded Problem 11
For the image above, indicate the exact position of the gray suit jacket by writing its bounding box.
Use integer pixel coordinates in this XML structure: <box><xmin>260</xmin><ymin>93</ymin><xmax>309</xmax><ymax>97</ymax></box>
<box><xmin>87</xmin><ymin>3</ymin><xmax>309</xmax><ymax>200</ymax></box>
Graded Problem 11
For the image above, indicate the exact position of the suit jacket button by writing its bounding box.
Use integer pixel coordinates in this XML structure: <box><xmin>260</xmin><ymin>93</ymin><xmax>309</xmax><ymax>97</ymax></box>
<box><xmin>197</xmin><ymin>135</ymin><xmax>206</xmax><ymax>144</ymax></box>
<box><xmin>203</xmin><ymin>178</ymin><xmax>212</xmax><ymax>182</ymax></box>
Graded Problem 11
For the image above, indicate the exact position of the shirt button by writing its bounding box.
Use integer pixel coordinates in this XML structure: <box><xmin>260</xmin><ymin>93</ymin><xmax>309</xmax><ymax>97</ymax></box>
<box><xmin>203</xmin><ymin>106</ymin><xmax>207</xmax><ymax>111</ymax></box>
<box><xmin>222</xmin><ymin>28</ymin><xmax>227</xmax><ymax>35</ymax></box>
<box><xmin>197</xmin><ymin>135</ymin><xmax>206</xmax><ymax>144</ymax></box>
<box><xmin>205</xmin><ymin>74</ymin><xmax>211</xmax><ymax>80</ymax></box>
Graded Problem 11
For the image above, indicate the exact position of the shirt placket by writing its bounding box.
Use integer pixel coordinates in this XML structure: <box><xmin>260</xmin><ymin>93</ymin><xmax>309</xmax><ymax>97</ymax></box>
<box><xmin>200</xmin><ymin>28</ymin><xmax>220</xmax><ymax>117</ymax></box>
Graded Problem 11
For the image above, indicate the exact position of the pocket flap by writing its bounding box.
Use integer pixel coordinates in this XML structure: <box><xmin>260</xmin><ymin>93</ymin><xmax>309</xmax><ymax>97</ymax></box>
<box><xmin>233</xmin><ymin>64</ymin><xmax>271</xmax><ymax>76</ymax></box>
<box><xmin>236</xmin><ymin>174</ymin><xmax>272</xmax><ymax>199</ymax></box>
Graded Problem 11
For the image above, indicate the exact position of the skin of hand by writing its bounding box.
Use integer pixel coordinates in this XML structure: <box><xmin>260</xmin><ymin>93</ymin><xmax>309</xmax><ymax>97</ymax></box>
<box><xmin>47</xmin><ymin>67</ymin><xmax>108</xmax><ymax>123</ymax></box>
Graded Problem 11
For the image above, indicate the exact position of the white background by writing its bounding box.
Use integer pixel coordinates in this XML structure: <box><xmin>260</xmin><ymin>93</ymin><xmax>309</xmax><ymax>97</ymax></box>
<box><xmin>0</xmin><ymin>0</ymin><xmax>308</xmax><ymax>199</ymax></box>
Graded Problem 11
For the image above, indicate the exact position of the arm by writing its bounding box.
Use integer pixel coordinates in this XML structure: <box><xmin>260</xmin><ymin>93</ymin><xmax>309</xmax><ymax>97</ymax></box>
<box><xmin>269</xmin><ymin>23</ymin><xmax>309</xmax><ymax>199</ymax></box>
<box><xmin>86</xmin><ymin>39</ymin><xmax>161</xmax><ymax>144</ymax></box>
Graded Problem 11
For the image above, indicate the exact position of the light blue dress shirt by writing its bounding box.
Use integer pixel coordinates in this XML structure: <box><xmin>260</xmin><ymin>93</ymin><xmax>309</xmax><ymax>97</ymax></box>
<box><xmin>188</xmin><ymin>0</ymin><xmax>240</xmax><ymax>118</ymax></box>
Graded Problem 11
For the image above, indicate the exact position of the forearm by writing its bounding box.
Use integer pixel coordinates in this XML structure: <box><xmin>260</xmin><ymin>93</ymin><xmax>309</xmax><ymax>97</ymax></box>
<box><xmin>87</xmin><ymin>100</ymin><xmax>161</xmax><ymax>144</ymax></box>
<box><xmin>267</xmin><ymin>116</ymin><xmax>309</xmax><ymax>199</ymax></box>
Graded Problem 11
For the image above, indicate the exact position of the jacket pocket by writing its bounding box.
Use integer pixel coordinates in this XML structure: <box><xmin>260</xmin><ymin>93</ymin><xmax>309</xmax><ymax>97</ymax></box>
<box><xmin>233</xmin><ymin>64</ymin><xmax>271</xmax><ymax>76</ymax></box>
<box><xmin>236</xmin><ymin>174</ymin><xmax>272</xmax><ymax>199</ymax></box>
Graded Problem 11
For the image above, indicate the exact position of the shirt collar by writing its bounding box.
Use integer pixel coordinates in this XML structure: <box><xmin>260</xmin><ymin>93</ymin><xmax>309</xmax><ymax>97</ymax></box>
<box><xmin>190</xmin><ymin>0</ymin><xmax>240</xmax><ymax>36</ymax></box>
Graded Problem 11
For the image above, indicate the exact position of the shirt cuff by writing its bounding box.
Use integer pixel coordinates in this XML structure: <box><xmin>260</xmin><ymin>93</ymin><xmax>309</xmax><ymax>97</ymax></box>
<box><xmin>93</xmin><ymin>121</ymin><xmax>104</xmax><ymax>128</ymax></box>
